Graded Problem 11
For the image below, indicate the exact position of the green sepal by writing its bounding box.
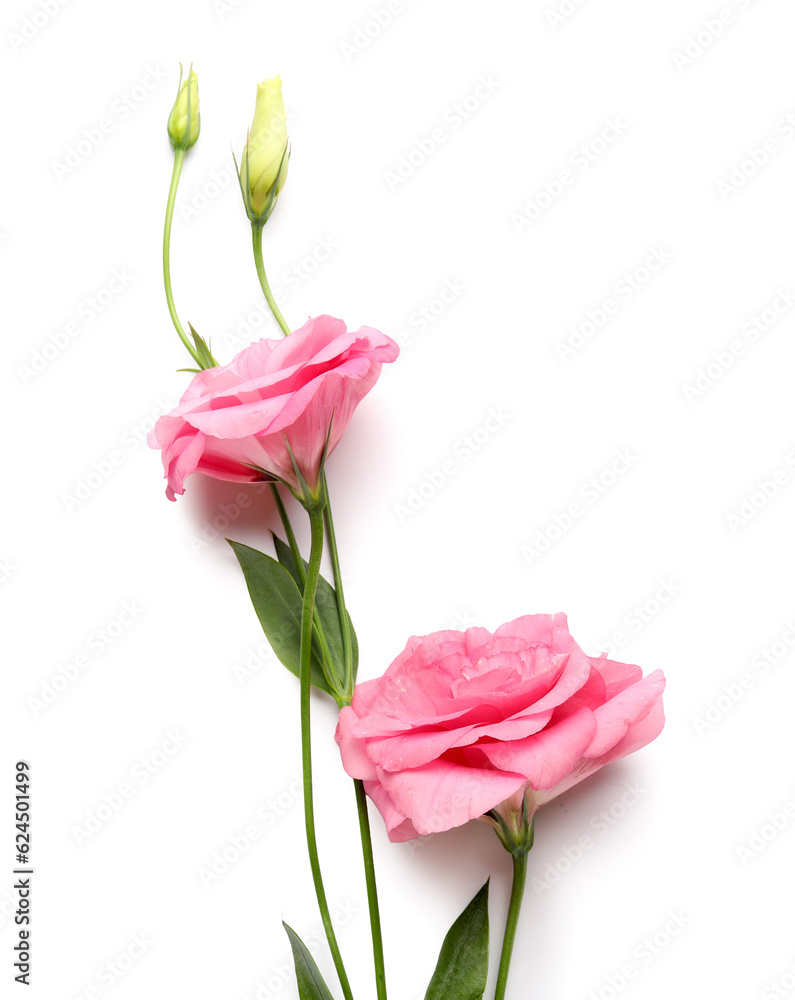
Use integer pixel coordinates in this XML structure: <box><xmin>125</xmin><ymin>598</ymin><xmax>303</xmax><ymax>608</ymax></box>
<box><xmin>188</xmin><ymin>321</ymin><xmax>218</xmax><ymax>369</ymax></box>
<box><xmin>228</xmin><ymin>540</ymin><xmax>334</xmax><ymax>696</ymax></box>
<box><xmin>272</xmin><ymin>533</ymin><xmax>359</xmax><ymax>689</ymax></box>
<box><xmin>234</xmin><ymin>142</ymin><xmax>289</xmax><ymax>226</ymax></box>
<box><xmin>424</xmin><ymin>880</ymin><xmax>490</xmax><ymax>1000</ymax></box>
<box><xmin>282</xmin><ymin>923</ymin><xmax>336</xmax><ymax>1000</ymax></box>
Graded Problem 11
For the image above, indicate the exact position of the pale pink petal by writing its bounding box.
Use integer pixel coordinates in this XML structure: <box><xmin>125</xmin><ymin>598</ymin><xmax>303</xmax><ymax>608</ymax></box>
<box><xmin>366</xmin><ymin>725</ymin><xmax>478</xmax><ymax>772</ymax></box>
<box><xmin>377</xmin><ymin>760</ymin><xmax>526</xmax><ymax>836</ymax></box>
<box><xmin>588</xmin><ymin>655</ymin><xmax>643</xmax><ymax>699</ymax></box>
<box><xmin>185</xmin><ymin>391</ymin><xmax>296</xmax><ymax>439</ymax></box>
<box><xmin>462</xmin><ymin>709</ymin><xmax>554</xmax><ymax>743</ymax></box>
<box><xmin>587</xmin><ymin>678</ymin><xmax>666</xmax><ymax>762</ymax></box>
<box><xmin>584</xmin><ymin>670</ymin><xmax>666</xmax><ymax>759</ymax></box>
<box><xmin>164</xmin><ymin>426</ymin><xmax>206</xmax><ymax>500</ymax></box>
<box><xmin>480</xmin><ymin>707</ymin><xmax>598</xmax><ymax>789</ymax></box>
<box><xmin>363</xmin><ymin>780</ymin><xmax>420</xmax><ymax>842</ymax></box>
<box><xmin>335</xmin><ymin>707</ymin><xmax>377</xmax><ymax>780</ymax></box>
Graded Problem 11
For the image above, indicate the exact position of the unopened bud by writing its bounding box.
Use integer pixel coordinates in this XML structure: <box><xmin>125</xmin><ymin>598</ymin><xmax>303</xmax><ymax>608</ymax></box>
<box><xmin>238</xmin><ymin>75</ymin><xmax>289</xmax><ymax>223</ymax></box>
<box><xmin>167</xmin><ymin>64</ymin><xmax>200</xmax><ymax>151</ymax></box>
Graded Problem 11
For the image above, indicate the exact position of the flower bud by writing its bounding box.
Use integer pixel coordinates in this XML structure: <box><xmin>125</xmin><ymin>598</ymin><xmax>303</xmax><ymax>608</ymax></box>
<box><xmin>167</xmin><ymin>65</ymin><xmax>200</xmax><ymax>151</ymax></box>
<box><xmin>239</xmin><ymin>76</ymin><xmax>289</xmax><ymax>223</ymax></box>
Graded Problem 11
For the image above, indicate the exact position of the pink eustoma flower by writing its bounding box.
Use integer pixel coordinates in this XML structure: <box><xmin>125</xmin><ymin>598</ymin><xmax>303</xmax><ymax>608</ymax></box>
<box><xmin>148</xmin><ymin>315</ymin><xmax>399</xmax><ymax>500</ymax></box>
<box><xmin>336</xmin><ymin>613</ymin><xmax>665</xmax><ymax>842</ymax></box>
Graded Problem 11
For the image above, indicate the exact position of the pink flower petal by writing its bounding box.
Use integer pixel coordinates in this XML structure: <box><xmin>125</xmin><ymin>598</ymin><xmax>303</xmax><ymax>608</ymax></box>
<box><xmin>584</xmin><ymin>670</ymin><xmax>666</xmax><ymax>759</ymax></box>
<box><xmin>480</xmin><ymin>707</ymin><xmax>598</xmax><ymax>789</ymax></box>
<box><xmin>377</xmin><ymin>760</ymin><xmax>527</xmax><ymax>836</ymax></box>
<box><xmin>363</xmin><ymin>780</ymin><xmax>421</xmax><ymax>842</ymax></box>
<box><xmin>335</xmin><ymin>707</ymin><xmax>378</xmax><ymax>780</ymax></box>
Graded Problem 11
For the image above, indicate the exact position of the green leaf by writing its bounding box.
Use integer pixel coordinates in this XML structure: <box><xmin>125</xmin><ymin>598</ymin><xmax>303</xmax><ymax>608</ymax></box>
<box><xmin>272</xmin><ymin>534</ymin><xmax>359</xmax><ymax>678</ymax></box>
<box><xmin>283</xmin><ymin>922</ymin><xmax>336</xmax><ymax>1000</ymax></box>
<box><xmin>228</xmin><ymin>540</ymin><xmax>333</xmax><ymax>696</ymax></box>
<box><xmin>424</xmin><ymin>880</ymin><xmax>490</xmax><ymax>1000</ymax></box>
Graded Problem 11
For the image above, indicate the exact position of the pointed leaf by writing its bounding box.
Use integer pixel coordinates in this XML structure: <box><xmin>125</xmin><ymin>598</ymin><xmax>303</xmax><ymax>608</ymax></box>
<box><xmin>283</xmin><ymin>922</ymin><xmax>336</xmax><ymax>1000</ymax></box>
<box><xmin>424</xmin><ymin>880</ymin><xmax>490</xmax><ymax>1000</ymax></box>
<box><xmin>188</xmin><ymin>321</ymin><xmax>218</xmax><ymax>369</ymax></box>
<box><xmin>228</xmin><ymin>540</ymin><xmax>333</xmax><ymax>695</ymax></box>
<box><xmin>272</xmin><ymin>534</ymin><xmax>359</xmax><ymax>677</ymax></box>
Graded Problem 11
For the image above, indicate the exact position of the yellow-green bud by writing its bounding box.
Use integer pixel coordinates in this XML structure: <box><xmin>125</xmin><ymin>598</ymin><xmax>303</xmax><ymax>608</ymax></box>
<box><xmin>240</xmin><ymin>76</ymin><xmax>289</xmax><ymax>222</ymax></box>
<box><xmin>167</xmin><ymin>65</ymin><xmax>200</xmax><ymax>151</ymax></box>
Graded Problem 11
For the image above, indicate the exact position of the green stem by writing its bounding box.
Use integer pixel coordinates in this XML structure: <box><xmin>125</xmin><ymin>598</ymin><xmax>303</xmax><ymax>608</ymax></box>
<box><xmin>353</xmin><ymin>779</ymin><xmax>388</xmax><ymax>1000</ymax></box>
<box><xmin>269</xmin><ymin>484</ymin><xmax>306</xmax><ymax>587</ymax></box>
<box><xmin>252</xmin><ymin>222</ymin><xmax>292</xmax><ymax>337</ymax></box>
<box><xmin>270</xmin><ymin>483</ymin><xmax>337</xmax><ymax>687</ymax></box>
<box><xmin>322</xmin><ymin>478</ymin><xmax>354</xmax><ymax>701</ymax></box>
<box><xmin>300</xmin><ymin>508</ymin><xmax>353</xmax><ymax>1000</ymax></box>
<box><xmin>324</xmin><ymin>486</ymin><xmax>386</xmax><ymax>997</ymax></box>
<box><xmin>494</xmin><ymin>852</ymin><xmax>528</xmax><ymax>1000</ymax></box>
<box><xmin>163</xmin><ymin>148</ymin><xmax>202</xmax><ymax>366</ymax></box>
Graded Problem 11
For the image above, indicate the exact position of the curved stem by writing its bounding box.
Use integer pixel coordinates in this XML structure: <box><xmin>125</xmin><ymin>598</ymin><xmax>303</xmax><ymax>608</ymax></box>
<box><xmin>300</xmin><ymin>508</ymin><xmax>354</xmax><ymax>1000</ymax></box>
<box><xmin>353</xmin><ymin>779</ymin><xmax>388</xmax><ymax>1000</ymax></box>
<box><xmin>322</xmin><ymin>478</ymin><xmax>354</xmax><ymax>701</ymax></box>
<box><xmin>252</xmin><ymin>222</ymin><xmax>292</xmax><ymax>337</ymax></box>
<box><xmin>163</xmin><ymin>148</ymin><xmax>201</xmax><ymax>366</ymax></box>
<box><xmin>494</xmin><ymin>851</ymin><xmax>528</xmax><ymax>1000</ymax></box>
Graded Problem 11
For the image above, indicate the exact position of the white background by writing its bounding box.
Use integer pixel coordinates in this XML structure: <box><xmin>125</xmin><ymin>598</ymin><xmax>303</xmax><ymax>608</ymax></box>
<box><xmin>3</xmin><ymin>1</ymin><xmax>795</xmax><ymax>998</ymax></box>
